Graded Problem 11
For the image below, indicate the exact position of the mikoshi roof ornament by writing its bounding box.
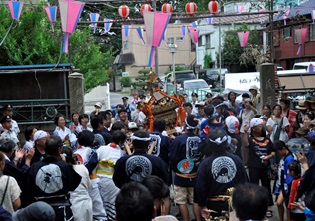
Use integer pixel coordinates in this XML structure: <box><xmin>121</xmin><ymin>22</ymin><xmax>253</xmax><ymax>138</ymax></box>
<box><xmin>89</xmin><ymin>13</ymin><xmax>100</xmax><ymax>33</ymax></box>
<box><xmin>59</xmin><ymin>0</ymin><xmax>85</xmax><ymax>53</ymax></box>
<box><xmin>0</xmin><ymin>1</ymin><xmax>24</xmax><ymax>46</ymax></box>
<box><xmin>143</xmin><ymin>11</ymin><xmax>171</xmax><ymax>67</ymax></box>
<box><xmin>45</xmin><ymin>6</ymin><xmax>57</xmax><ymax>32</ymax></box>
<box><xmin>295</xmin><ymin>28</ymin><xmax>307</xmax><ymax>55</ymax></box>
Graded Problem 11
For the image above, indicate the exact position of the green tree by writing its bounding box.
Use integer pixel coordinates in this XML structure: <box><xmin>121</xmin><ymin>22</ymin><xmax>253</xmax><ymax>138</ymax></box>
<box><xmin>204</xmin><ymin>53</ymin><xmax>213</xmax><ymax>69</ymax></box>
<box><xmin>0</xmin><ymin>3</ymin><xmax>113</xmax><ymax>93</ymax></box>
<box><xmin>133</xmin><ymin>69</ymin><xmax>151</xmax><ymax>90</ymax></box>
<box><xmin>221</xmin><ymin>23</ymin><xmax>266</xmax><ymax>71</ymax></box>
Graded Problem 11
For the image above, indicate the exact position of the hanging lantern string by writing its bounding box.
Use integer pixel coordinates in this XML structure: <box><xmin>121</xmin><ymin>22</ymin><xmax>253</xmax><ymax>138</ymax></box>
<box><xmin>78</xmin><ymin>10</ymin><xmax>277</xmax><ymax>25</ymax></box>
<box><xmin>0</xmin><ymin>20</ymin><xmax>14</xmax><ymax>46</ymax></box>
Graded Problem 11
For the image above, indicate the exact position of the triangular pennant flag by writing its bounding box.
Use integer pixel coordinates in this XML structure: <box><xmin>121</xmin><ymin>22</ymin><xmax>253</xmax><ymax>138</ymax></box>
<box><xmin>45</xmin><ymin>6</ymin><xmax>57</xmax><ymax>32</ymax></box>
<box><xmin>7</xmin><ymin>1</ymin><xmax>24</xmax><ymax>20</ymax></box>
<box><xmin>59</xmin><ymin>0</ymin><xmax>85</xmax><ymax>53</ymax></box>
<box><xmin>104</xmin><ymin>18</ymin><xmax>113</xmax><ymax>34</ymax></box>
<box><xmin>135</xmin><ymin>27</ymin><xmax>146</xmax><ymax>44</ymax></box>
<box><xmin>206</xmin><ymin>17</ymin><xmax>213</xmax><ymax>25</ymax></box>
<box><xmin>89</xmin><ymin>13</ymin><xmax>100</xmax><ymax>33</ymax></box>
<box><xmin>143</xmin><ymin>11</ymin><xmax>171</xmax><ymax>67</ymax></box>
<box><xmin>122</xmin><ymin>25</ymin><xmax>130</xmax><ymax>43</ymax></box>
<box><xmin>188</xmin><ymin>27</ymin><xmax>199</xmax><ymax>45</ymax></box>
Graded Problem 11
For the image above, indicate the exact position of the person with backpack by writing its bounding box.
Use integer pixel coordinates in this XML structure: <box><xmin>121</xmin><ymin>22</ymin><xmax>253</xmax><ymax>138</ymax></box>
<box><xmin>27</xmin><ymin>135</ymin><xmax>81</xmax><ymax>221</ymax></box>
<box><xmin>266</xmin><ymin>104</ymin><xmax>290</xmax><ymax>143</ymax></box>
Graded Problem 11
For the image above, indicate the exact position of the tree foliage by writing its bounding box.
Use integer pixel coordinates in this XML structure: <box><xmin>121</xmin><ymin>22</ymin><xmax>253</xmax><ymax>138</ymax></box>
<box><xmin>204</xmin><ymin>53</ymin><xmax>213</xmax><ymax>69</ymax></box>
<box><xmin>221</xmin><ymin>23</ymin><xmax>267</xmax><ymax>71</ymax></box>
<box><xmin>0</xmin><ymin>2</ymin><xmax>114</xmax><ymax>93</ymax></box>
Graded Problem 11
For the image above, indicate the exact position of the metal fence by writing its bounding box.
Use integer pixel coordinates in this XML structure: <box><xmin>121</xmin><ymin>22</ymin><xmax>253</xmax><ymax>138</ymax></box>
<box><xmin>0</xmin><ymin>99</ymin><xmax>70</xmax><ymax>125</ymax></box>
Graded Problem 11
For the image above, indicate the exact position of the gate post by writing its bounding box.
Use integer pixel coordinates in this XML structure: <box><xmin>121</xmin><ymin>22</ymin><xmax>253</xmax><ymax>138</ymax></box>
<box><xmin>260</xmin><ymin>63</ymin><xmax>276</xmax><ymax>113</ymax></box>
<box><xmin>68</xmin><ymin>72</ymin><xmax>85</xmax><ymax>115</ymax></box>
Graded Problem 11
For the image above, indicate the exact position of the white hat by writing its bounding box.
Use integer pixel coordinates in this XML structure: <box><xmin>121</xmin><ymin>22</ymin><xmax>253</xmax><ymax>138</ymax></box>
<box><xmin>249</xmin><ymin>118</ymin><xmax>263</xmax><ymax>129</ymax></box>
<box><xmin>94</xmin><ymin>102</ymin><xmax>102</xmax><ymax>108</ymax></box>
<box><xmin>195</xmin><ymin>102</ymin><xmax>205</xmax><ymax>108</ymax></box>
<box><xmin>249</xmin><ymin>85</ymin><xmax>259</xmax><ymax>92</ymax></box>
<box><xmin>128</xmin><ymin>122</ymin><xmax>138</xmax><ymax>130</ymax></box>
<box><xmin>225</xmin><ymin>116</ymin><xmax>240</xmax><ymax>134</ymax></box>
<box><xmin>34</xmin><ymin>130</ymin><xmax>49</xmax><ymax>141</ymax></box>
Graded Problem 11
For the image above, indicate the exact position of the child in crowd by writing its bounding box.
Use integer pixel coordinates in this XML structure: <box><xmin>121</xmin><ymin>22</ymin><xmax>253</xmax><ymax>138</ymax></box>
<box><xmin>287</xmin><ymin>161</ymin><xmax>306</xmax><ymax>221</ymax></box>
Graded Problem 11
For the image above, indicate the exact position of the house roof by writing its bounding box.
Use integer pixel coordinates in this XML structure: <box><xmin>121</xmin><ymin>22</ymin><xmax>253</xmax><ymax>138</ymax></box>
<box><xmin>114</xmin><ymin>53</ymin><xmax>135</xmax><ymax>65</ymax></box>
<box><xmin>273</xmin><ymin>0</ymin><xmax>315</xmax><ymax>22</ymax></box>
<box><xmin>209</xmin><ymin>13</ymin><xmax>269</xmax><ymax>25</ymax></box>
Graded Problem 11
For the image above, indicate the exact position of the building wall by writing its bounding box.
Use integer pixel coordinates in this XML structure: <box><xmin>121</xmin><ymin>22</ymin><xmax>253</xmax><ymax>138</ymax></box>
<box><xmin>274</xmin><ymin>16</ymin><xmax>315</xmax><ymax>70</ymax></box>
<box><xmin>121</xmin><ymin>24</ymin><xmax>196</xmax><ymax>78</ymax></box>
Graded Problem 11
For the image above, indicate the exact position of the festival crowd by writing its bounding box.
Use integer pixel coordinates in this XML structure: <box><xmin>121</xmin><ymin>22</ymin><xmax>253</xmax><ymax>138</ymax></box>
<box><xmin>0</xmin><ymin>86</ymin><xmax>315</xmax><ymax>221</ymax></box>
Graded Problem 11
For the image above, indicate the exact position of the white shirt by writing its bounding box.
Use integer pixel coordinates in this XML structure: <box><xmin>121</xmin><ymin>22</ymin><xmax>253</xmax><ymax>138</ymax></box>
<box><xmin>267</xmin><ymin>116</ymin><xmax>290</xmax><ymax>142</ymax></box>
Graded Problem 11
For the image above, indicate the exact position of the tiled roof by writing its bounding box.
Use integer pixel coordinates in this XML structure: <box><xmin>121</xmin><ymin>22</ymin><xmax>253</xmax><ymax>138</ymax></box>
<box><xmin>273</xmin><ymin>0</ymin><xmax>315</xmax><ymax>21</ymax></box>
<box><xmin>209</xmin><ymin>13</ymin><xmax>269</xmax><ymax>25</ymax></box>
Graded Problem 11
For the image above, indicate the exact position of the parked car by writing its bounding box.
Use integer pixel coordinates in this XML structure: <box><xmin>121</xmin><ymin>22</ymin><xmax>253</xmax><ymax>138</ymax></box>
<box><xmin>199</xmin><ymin>68</ymin><xmax>228</xmax><ymax>88</ymax></box>
<box><xmin>293</xmin><ymin>62</ymin><xmax>315</xmax><ymax>70</ymax></box>
<box><xmin>174</xmin><ymin>70</ymin><xmax>196</xmax><ymax>87</ymax></box>
<box><xmin>180</xmin><ymin>79</ymin><xmax>212</xmax><ymax>101</ymax></box>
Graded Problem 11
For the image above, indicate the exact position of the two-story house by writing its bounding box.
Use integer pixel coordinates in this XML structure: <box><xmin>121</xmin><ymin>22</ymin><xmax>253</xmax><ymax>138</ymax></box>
<box><xmin>116</xmin><ymin>24</ymin><xmax>196</xmax><ymax>78</ymax></box>
<box><xmin>271</xmin><ymin>0</ymin><xmax>315</xmax><ymax>69</ymax></box>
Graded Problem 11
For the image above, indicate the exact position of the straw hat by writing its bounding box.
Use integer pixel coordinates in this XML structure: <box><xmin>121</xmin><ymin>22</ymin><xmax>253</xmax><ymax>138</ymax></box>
<box><xmin>305</xmin><ymin>97</ymin><xmax>315</xmax><ymax>110</ymax></box>
<box><xmin>295</xmin><ymin>100</ymin><xmax>307</xmax><ymax>110</ymax></box>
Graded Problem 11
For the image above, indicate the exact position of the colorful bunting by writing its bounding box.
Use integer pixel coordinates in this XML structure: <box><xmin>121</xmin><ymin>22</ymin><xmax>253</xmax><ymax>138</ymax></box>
<box><xmin>104</xmin><ymin>18</ymin><xmax>113</xmax><ymax>34</ymax></box>
<box><xmin>89</xmin><ymin>13</ymin><xmax>100</xmax><ymax>34</ymax></box>
<box><xmin>122</xmin><ymin>25</ymin><xmax>130</xmax><ymax>43</ymax></box>
<box><xmin>191</xmin><ymin>21</ymin><xmax>198</xmax><ymax>28</ymax></box>
<box><xmin>206</xmin><ymin>17</ymin><xmax>213</xmax><ymax>25</ymax></box>
<box><xmin>295</xmin><ymin>28</ymin><xmax>307</xmax><ymax>55</ymax></box>
<box><xmin>45</xmin><ymin>6</ymin><xmax>57</xmax><ymax>32</ymax></box>
<box><xmin>135</xmin><ymin>27</ymin><xmax>146</xmax><ymax>44</ymax></box>
<box><xmin>235</xmin><ymin>5</ymin><xmax>244</xmax><ymax>14</ymax></box>
<box><xmin>59</xmin><ymin>0</ymin><xmax>85</xmax><ymax>53</ymax></box>
<box><xmin>237</xmin><ymin>31</ymin><xmax>250</xmax><ymax>47</ymax></box>
<box><xmin>143</xmin><ymin>11</ymin><xmax>171</xmax><ymax>67</ymax></box>
<box><xmin>188</xmin><ymin>28</ymin><xmax>199</xmax><ymax>45</ymax></box>
<box><xmin>283</xmin><ymin>9</ymin><xmax>290</xmax><ymax>25</ymax></box>
<box><xmin>7</xmin><ymin>1</ymin><xmax>24</xmax><ymax>20</ymax></box>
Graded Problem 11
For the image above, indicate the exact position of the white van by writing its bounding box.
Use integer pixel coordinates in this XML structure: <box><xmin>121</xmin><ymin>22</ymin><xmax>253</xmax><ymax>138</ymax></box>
<box><xmin>293</xmin><ymin>62</ymin><xmax>315</xmax><ymax>71</ymax></box>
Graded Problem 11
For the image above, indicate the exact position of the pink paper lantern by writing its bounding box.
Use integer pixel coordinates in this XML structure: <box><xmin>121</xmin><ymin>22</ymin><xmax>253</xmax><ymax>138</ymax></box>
<box><xmin>237</xmin><ymin>31</ymin><xmax>250</xmax><ymax>47</ymax></box>
<box><xmin>143</xmin><ymin>11</ymin><xmax>171</xmax><ymax>67</ymax></box>
<box><xmin>185</xmin><ymin>2</ymin><xmax>197</xmax><ymax>15</ymax></box>
<box><xmin>118</xmin><ymin>4</ymin><xmax>130</xmax><ymax>18</ymax></box>
<box><xmin>141</xmin><ymin>4</ymin><xmax>152</xmax><ymax>14</ymax></box>
<box><xmin>208</xmin><ymin>0</ymin><xmax>220</xmax><ymax>14</ymax></box>
<box><xmin>162</xmin><ymin>3</ymin><xmax>173</xmax><ymax>13</ymax></box>
<box><xmin>295</xmin><ymin>28</ymin><xmax>307</xmax><ymax>55</ymax></box>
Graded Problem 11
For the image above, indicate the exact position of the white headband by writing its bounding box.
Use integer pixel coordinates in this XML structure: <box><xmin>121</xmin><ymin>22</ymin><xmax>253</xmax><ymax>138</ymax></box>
<box><xmin>185</xmin><ymin>119</ymin><xmax>198</xmax><ymax>130</ymax></box>
<box><xmin>208</xmin><ymin>135</ymin><xmax>228</xmax><ymax>145</ymax></box>
<box><xmin>131</xmin><ymin>135</ymin><xmax>151</xmax><ymax>141</ymax></box>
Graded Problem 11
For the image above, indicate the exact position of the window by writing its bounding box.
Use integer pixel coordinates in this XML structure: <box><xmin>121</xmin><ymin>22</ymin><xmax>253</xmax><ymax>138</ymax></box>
<box><xmin>205</xmin><ymin>34</ymin><xmax>211</xmax><ymax>49</ymax></box>
<box><xmin>167</xmin><ymin>37</ymin><xmax>174</xmax><ymax>44</ymax></box>
<box><xmin>176</xmin><ymin>37</ymin><xmax>184</xmax><ymax>42</ymax></box>
<box><xmin>274</xmin><ymin>30</ymin><xmax>280</xmax><ymax>46</ymax></box>
<box><xmin>310</xmin><ymin>24</ymin><xmax>315</xmax><ymax>41</ymax></box>
<box><xmin>293</xmin><ymin>25</ymin><xmax>302</xmax><ymax>43</ymax></box>
<box><xmin>198</xmin><ymin>36</ymin><xmax>202</xmax><ymax>47</ymax></box>
<box><xmin>123</xmin><ymin>41</ymin><xmax>129</xmax><ymax>50</ymax></box>
<box><xmin>282</xmin><ymin>27</ymin><xmax>291</xmax><ymax>39</ymax></box>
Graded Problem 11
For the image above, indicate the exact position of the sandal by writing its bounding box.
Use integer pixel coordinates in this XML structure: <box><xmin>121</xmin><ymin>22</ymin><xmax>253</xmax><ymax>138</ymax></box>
<box><xmin>266</xmin><ymin>210</ymin><xmax>273</xmax><ymax>218</ymax></box>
